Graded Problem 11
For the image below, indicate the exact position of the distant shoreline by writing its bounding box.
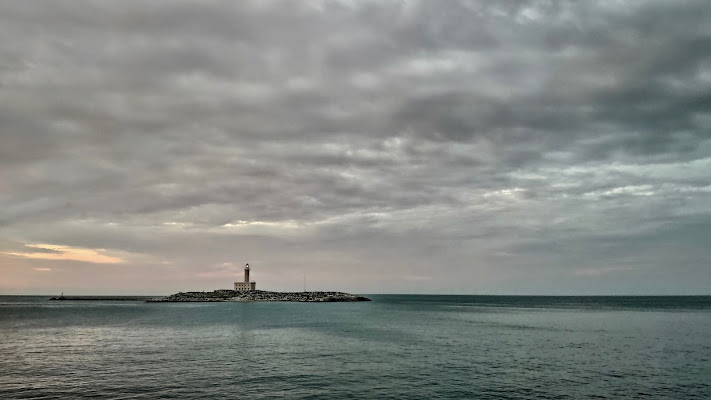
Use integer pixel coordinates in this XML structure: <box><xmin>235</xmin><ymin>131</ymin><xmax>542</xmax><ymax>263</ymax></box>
<box><xmin>38</xmin><ymin>294</ymin><xmax>711</xmax><ymax>300</ymax></box>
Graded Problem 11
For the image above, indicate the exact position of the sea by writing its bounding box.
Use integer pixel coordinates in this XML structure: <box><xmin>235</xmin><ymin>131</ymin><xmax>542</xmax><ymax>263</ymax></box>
<box><xmin>1</xmin><ymin>295</ymin><xmax>710</xmax><ymax>399</ymax></box>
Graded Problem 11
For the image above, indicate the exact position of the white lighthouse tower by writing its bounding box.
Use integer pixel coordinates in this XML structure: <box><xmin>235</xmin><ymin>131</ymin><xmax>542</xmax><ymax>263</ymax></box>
<box><xmin>234</xmin><ymin>263</ymin><xmax>256</xmax><ymax>291</ymax></box>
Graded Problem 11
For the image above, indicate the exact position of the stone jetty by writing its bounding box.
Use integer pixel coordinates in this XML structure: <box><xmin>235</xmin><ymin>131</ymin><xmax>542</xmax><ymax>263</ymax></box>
<box><xmin>147</xmin><ymin>289</ymin><xmax>370</xmax><ymax>302</ymax></box>
<box><xmin>49</xmin><ymin>296</ymin><xmax>154</xmax><ymax>301</ymax></box>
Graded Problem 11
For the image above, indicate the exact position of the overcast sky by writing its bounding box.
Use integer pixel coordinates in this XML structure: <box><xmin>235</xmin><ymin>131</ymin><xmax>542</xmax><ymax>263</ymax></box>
<box><xmin>1</xmin><ymin>0</ymin><xmax>710</xmax><ymax>295</ymax></box>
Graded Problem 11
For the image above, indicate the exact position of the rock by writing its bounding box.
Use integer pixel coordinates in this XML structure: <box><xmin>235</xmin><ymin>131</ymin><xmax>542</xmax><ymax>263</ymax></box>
<box><xmin>146</xmin><ymin>290</ymin><xmax>371</xmax><ymax>302</ymax></box>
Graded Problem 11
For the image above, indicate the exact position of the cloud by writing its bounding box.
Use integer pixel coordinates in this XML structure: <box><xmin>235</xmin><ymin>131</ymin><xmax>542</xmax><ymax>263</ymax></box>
<box><xmin>1</xmin><ymin>0</ymin><xmax>710</xmax><ymax>294</ymax></box>
<box><xmin>403</xmin><ymin>275</ymin><xmax>433</xmax><ymax>281</ymax></box>
<box><xmin>573</xmin><ymin>266</ymin><xmax>633</xmax><ymax>277</ymax></box>
<box><xmin>4</xmin><ymin>244</ymin><xmax>124</xmax><ymax>264</ymax></box>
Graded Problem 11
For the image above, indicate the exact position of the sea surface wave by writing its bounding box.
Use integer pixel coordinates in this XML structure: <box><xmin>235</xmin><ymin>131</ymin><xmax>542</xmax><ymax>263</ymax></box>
<box><xmin>1</xmin><ymin>295</ymin><xmax>710</xmax><ymax>399</ymax></box>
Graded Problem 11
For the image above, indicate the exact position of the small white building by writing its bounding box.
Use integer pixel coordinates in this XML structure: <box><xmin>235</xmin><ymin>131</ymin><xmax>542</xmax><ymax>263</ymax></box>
<box><xmin>234</xmin><ymin>263</ymin><xmax>256</xmax><ymax>291</ymax></box>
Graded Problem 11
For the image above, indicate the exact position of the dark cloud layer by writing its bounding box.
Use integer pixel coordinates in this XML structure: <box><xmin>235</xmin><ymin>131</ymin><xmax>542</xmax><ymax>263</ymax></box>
<box><xmin>1</xmin><ymin>0</ymin><xmax>710</xmax><ymax>294</ymax></box>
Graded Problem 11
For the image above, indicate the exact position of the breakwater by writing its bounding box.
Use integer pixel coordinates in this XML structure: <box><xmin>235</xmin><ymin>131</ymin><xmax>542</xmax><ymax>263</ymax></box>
<box><xmin>49</xmin><ymin>296</ymin><xmax>155</xmax><ymax>301</ymax></box>
<box><xmin>148</xmin><ymin>290</ymin><xmax>370</xmax><ymax>302</ymax></box>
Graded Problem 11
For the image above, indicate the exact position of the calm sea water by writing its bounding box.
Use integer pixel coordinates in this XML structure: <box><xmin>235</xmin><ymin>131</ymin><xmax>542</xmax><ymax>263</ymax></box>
<box><xmin>1</xmin><ymin>295</ymin><xmax>710</xmax><ymax>399</ymax></box>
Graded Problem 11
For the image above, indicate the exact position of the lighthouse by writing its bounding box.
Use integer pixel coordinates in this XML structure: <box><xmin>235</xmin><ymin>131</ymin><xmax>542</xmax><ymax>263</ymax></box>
<box><xmin>234</xmin><ymin>263</ymin><xmax>256</xmax><ymax>291</ymax></box>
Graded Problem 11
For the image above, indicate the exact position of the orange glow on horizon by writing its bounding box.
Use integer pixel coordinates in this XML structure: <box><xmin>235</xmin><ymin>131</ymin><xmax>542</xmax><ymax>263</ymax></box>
<box><xmin>4</xmin><ymin>244</ymin><xmax>124</xmax><ymax>264</ymax></box>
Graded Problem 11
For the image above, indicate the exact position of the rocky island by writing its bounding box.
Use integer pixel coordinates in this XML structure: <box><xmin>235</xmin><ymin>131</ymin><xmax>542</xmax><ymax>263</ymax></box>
<box><xmin>148</xmin><ymin>289</ymin><xmax>370</xmax><ymax>302</ymax></box>
<box><xmin>49</xmin><ymin>264</ymin><xmax>371</xmax><ymax>303</ymax></box>
<box><xmin>147</xmin><ymin>264</ymin><xmax>371</xmax><ymax>302</ymax></box>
